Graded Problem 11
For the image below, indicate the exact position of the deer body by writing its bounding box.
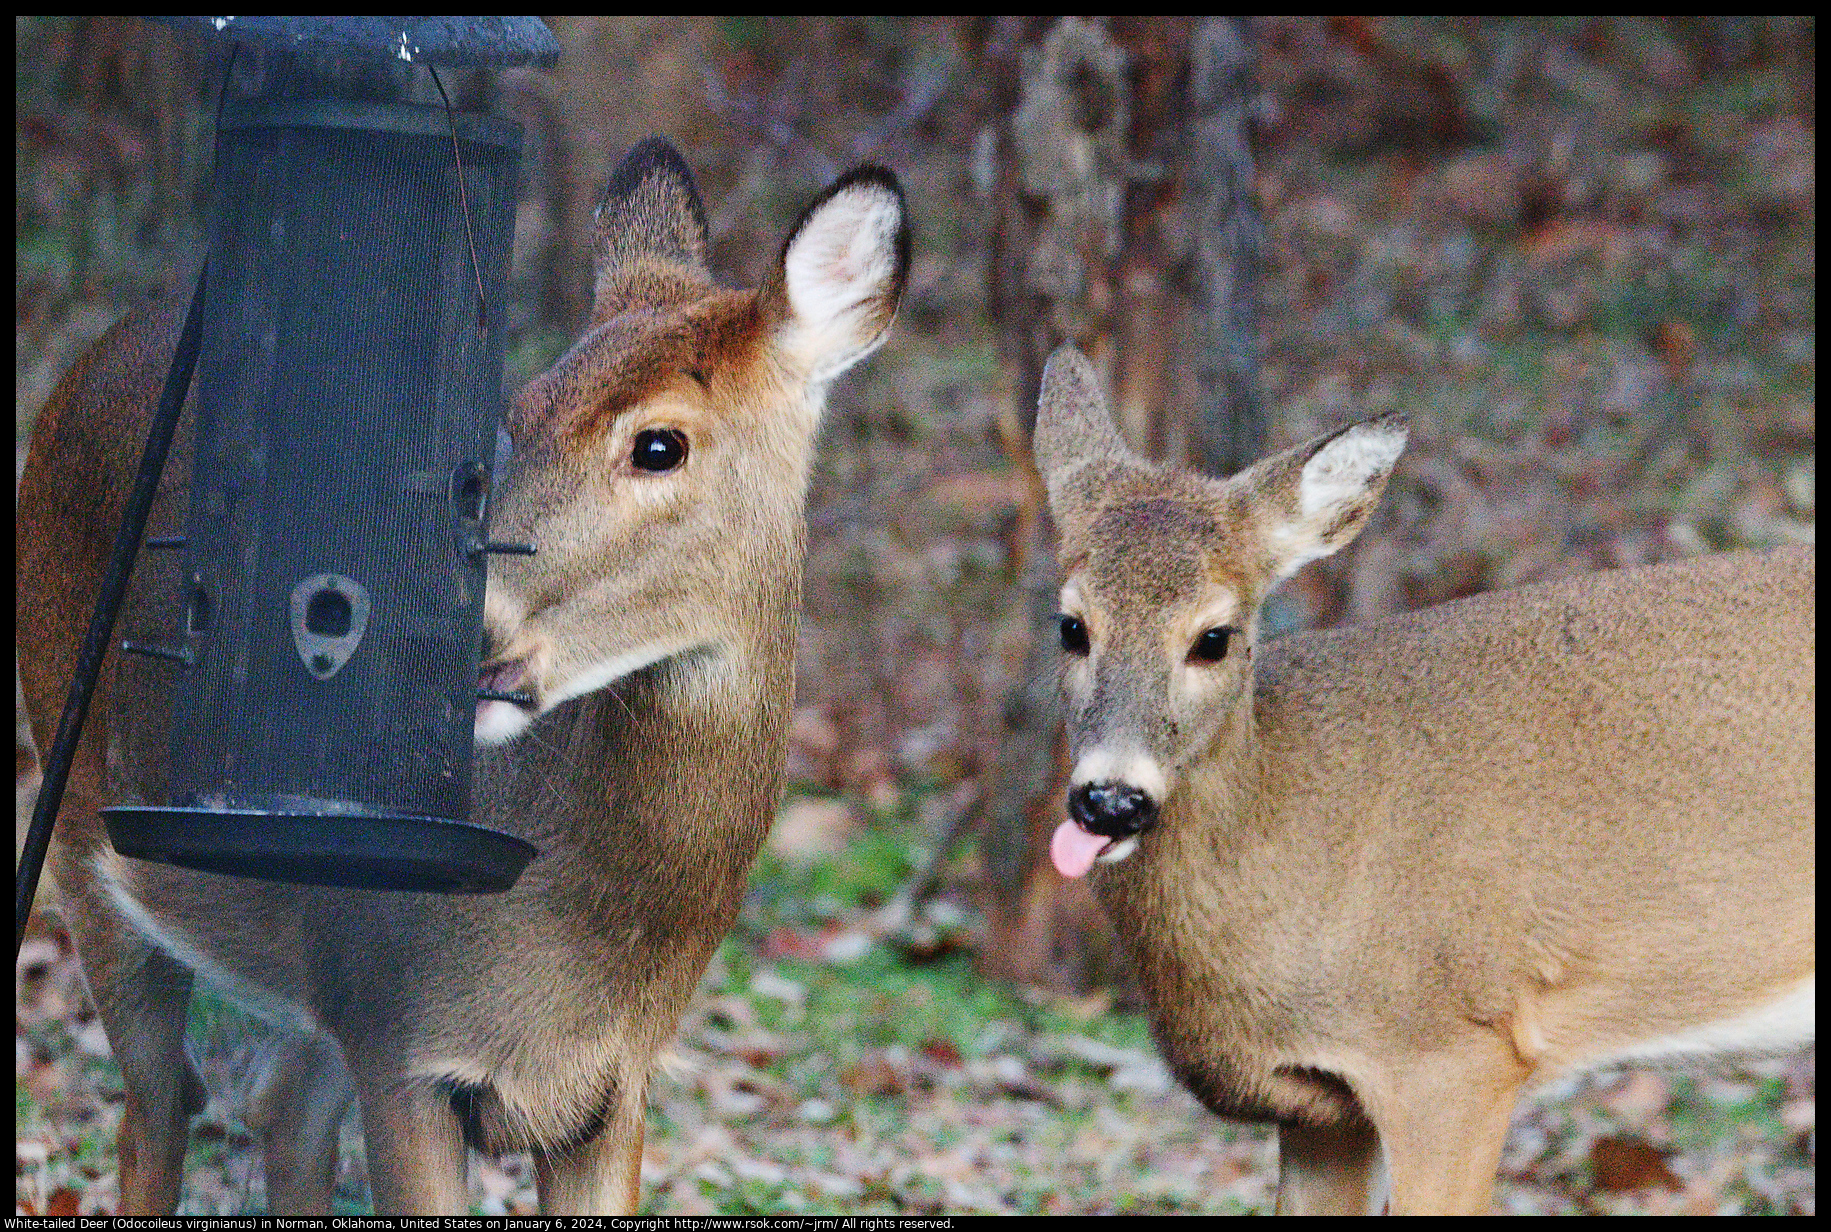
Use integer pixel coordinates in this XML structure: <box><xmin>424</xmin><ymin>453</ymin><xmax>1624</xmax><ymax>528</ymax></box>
<box><xmin>1033</xmin><ymin>346</ymin><xmax>1813</xmax><ymax>1215</ymax></box>
<box><xmin>17</xmin><ymin>140</ymin><xmax>908</xmax><ymax>1215</ymax></box>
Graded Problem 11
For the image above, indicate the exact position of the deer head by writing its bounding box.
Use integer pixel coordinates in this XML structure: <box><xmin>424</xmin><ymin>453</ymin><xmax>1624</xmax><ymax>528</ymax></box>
<box><xmin>476</xmin><ymin>139</ymin><xmax>909</xmax><ymax>744</ymax></box>
<box><xmin>1034</xmin><ymin>345</ymin><xmax>1408</xmax><ymax>871</ymax></box>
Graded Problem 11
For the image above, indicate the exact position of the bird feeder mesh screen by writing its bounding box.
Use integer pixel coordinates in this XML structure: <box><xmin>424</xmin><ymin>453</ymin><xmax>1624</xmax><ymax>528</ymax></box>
<box><xmin>169</xmin><ymin>99</ymin><xmax>521</xmax><ymax>822</ymax></box>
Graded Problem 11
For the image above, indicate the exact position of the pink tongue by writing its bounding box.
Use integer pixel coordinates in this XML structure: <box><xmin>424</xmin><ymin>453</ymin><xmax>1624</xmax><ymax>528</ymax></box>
<box><xmin>1051</xmin><ymin>820</ymin><xmax>1110</xmax><ymax>879</ymax></box>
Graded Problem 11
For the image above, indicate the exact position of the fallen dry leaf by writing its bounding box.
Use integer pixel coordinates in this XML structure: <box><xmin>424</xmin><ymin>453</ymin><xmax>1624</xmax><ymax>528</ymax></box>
<box><xmin>842</xmin><ymin>1053</ymin><xmax>908</xmax><ymax>1097</ymax></box>
<box><xmin>1589</xmin><ymin>1134</ymin><xmax>1684</xmax><ymax>1194</ymax></box>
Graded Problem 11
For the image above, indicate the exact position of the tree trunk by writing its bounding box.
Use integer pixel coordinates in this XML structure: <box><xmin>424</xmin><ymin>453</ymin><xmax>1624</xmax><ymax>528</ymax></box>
<box><xmin>976</xmin><ymin>16</ymin><xmax>1263</xmax><ymax>992</ymax></box>
<box><xmin>1184</xmin><ymin>18</ymin><xmax>1267</xmax><ymax>479</ymax></box>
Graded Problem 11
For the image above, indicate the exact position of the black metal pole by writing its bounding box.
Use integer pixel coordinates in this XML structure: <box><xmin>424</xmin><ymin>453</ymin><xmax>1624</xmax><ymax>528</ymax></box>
<box><xmin>15</xmin><ymin>270</ymin><xmax>208</xmax><ymax>955</ymax></box>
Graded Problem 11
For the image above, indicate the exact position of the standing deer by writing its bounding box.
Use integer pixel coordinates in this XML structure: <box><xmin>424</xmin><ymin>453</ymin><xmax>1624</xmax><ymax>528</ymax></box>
<box><xmin>16</xmin><ymin>138</ymin><xmax>909</xmax><ymax>1215</ymax></box>
<box><xmin>1032</xmin><ymin>345</ymin><xmax>1813</xmax><ymax>1216</ymax></box>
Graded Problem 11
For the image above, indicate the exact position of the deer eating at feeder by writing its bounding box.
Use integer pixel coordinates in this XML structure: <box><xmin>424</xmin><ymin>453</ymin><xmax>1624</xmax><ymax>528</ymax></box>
<box><xmin>16</xmin><ymin>138</ymin><xmax>909</xmax><ymax>1215</ymax></box>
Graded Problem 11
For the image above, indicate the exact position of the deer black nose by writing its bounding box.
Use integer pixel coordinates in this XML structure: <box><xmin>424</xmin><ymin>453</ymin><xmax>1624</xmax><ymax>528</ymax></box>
<box><xmin>1068</xmin><ymin>781</ymin><xmax>1159</xmax><ymax>839</ymax></box>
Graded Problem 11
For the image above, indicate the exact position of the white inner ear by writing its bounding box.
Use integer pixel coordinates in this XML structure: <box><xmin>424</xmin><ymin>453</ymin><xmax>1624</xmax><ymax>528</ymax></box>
<box><xmin>782</xmin><ymin>186</ymin><xmax>903</xmax><ymax>381</ymax></box>
<box><xmin>1265</xmin><ymin>421</ymin><xmax>1407</xmax><ymax>582</ymax></box>
<box><xmin>1298</xmin><ymin>423</ymin><xmax>1406</xmax><ymax>518</ymax></box>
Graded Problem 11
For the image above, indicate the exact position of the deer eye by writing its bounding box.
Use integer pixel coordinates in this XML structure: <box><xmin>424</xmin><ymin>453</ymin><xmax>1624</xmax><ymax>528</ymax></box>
<box><xmin>1059</xmin><ymin>614</ymin><xmax>1090</xmax><ymax>656</ymax></box>
<box><xmin>1188</xmin><ymin>626</ymin><xmax>1235</xmax><ymax>664</ymax></box>
<box><xmin>632</xmin><ymin>427</ymin><xmax>688</xmax><ymax>473</ymax></box>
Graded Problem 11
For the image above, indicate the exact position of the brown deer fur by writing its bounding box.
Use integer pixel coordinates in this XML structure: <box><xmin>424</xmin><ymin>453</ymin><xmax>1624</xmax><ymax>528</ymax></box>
<box><xmin>1033</xmin><ymin>344</ymin><xmax>1813</xmax><ymax>1215</ymax></box>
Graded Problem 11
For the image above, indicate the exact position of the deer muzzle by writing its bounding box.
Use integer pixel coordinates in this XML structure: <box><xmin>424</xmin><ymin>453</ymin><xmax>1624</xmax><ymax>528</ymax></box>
<box><xmin>1051</xmin><ymin>777</ymin><xmax>1160</xmax><ymax>879</ymax></box>
<box><xmin>1069</xmin><ymin>780</ymin><xmax>1159</xmax><ymax>839</ymax></box>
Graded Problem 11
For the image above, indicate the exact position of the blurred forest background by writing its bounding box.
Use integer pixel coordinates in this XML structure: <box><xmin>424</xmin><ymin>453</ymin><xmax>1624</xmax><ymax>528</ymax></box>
<box><xmin>17</xmin><ymin>16</ymin><xmax>1814</xmax><ymax>1216</ymax></box>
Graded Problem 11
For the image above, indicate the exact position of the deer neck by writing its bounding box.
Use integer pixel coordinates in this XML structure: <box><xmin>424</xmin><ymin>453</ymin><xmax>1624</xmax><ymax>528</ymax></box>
<box><xmin>1091</xmin><ymin>668</ymin><xmax>1266</xmax><ymax>978</ymax></box>
<box><xmin>1169</xmin><ymin>673</ymin><xmax>1266</xmax><ymax>853</ymax></box>
<box><xmin>476</xmin><ymin>546</ymin><xmax>800</xmax><ymax>959</ymax></box>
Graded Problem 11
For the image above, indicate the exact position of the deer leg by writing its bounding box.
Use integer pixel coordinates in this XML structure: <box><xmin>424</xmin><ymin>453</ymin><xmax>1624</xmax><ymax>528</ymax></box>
<box><xmin>246</xmin><ymin>1031</ymin><xmax>354</xmax><ymax>1214</ymax></box>
<box><xmin>1274</xmin><ymin>1119</ymin><xmax>1387</xmax><ymax>1215</ymax></box>
<box><xmin>534</xmin><ymin>1107</ymin><xmax>646</xmax><ymax>1215</ymax></box>
<box><xmin>69</xmin><ymin>916</ymin><xmax>205</xmax><ymax>1215</ymax></box>
<box><xmin>1360</xmin><ymin>1050</ymin><xmax>1524</xmax><ymax>1216</ymax></box>
<box><xmin>349</xmin><ymin>1067</ymin><xmax>470</xmax><ymax>1214</ymax></box>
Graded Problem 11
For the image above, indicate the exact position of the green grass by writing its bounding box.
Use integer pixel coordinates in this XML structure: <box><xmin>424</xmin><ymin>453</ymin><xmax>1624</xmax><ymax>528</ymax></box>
<box><xmin>1665</xmin><ymin>1075</ymin><xmax>1793</xmax><ymax>1147</ymax></box>
<box><xmin>733</xmin><ymin>805</ymin><xmax>1158</xmax><ymax>1066</ymax></box>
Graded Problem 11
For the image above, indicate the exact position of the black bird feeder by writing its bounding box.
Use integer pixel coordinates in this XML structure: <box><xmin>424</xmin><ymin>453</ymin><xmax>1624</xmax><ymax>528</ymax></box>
<box><xmin>95</xmin><ymin>17</ymin><xmax>561</xmax><ymax>894</ymax></box>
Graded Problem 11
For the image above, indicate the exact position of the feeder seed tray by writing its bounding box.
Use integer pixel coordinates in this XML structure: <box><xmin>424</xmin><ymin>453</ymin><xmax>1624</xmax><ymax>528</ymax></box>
<box><xmin>103</xmin><ymin>805</ymin><xmax>536</xmax><ymax>894</ymax></box>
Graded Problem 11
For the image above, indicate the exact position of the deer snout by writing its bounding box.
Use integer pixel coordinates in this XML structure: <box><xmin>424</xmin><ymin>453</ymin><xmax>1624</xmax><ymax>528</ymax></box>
<box><xmin>1069</xmin><ymin>780</ymin><xmax>1159</xmax><ymax>840</ymax></box>
<box><xmin>476</xmin><ymin>601</ymin><xmax>550</xmax><ymax>746</ymax></box>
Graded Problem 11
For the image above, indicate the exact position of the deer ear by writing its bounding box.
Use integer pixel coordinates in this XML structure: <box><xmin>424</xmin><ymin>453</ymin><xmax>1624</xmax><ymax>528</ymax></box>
<box><xmin>1033</xmin><ymin>345</ymin><xmax>1137</xmax><ymax>518</ymax></box>
<box><xmin>592</xmin><ymin>136</ymin><xmax>710</xmax><ymax>309</ymax></box>
<box><xmin>1235</xmin><ymin>413</ymin><xmax>1409</xmax><ymax>584</ymax></box>
<box><xmin>765</xmin><ymin>165</ymin><xmax>910</xmax><ymax>385</ymax></box>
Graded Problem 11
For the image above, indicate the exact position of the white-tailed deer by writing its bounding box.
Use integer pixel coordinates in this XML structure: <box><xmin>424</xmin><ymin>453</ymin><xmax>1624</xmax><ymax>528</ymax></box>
<box><xmin>16</xmin><ymin>138</ymin><xmax>909</xmax><ymax>1214</ymax></box>
<box><xmin>1033</xmin><ymin>345</ymin><xmax>1813</xmax><ymax>1216</ymax></box>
